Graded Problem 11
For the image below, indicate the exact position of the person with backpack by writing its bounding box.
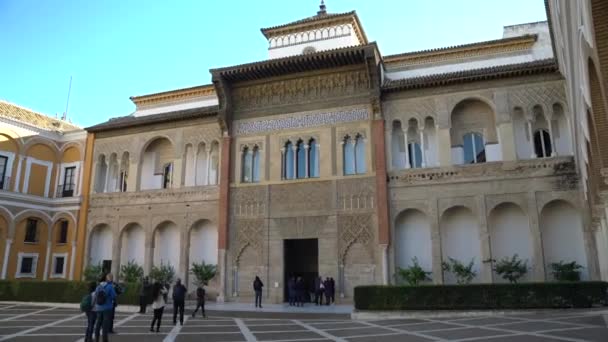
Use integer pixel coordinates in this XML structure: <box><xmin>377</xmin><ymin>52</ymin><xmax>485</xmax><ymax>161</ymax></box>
<box><xmin>191</xmin><ymin>283</ymin><xmax>206</xmax><ymax>318</ymax></box>
<box><xmin>150</xmin><ymin>281</ymin><xmax>167</xmax><ymax>333</ymax></box>
<box><xmin>139</xmin><ymin>277</ymin><xmax>150</xmax><ymax>314</ymax></box>
<box><xmin>253</xmin><ymin>276</ymin><xmax>263</xmax><ymax>308</ymax></box>
<box><xmin>81</xmin><ymin>282</ymin><xmax>97</xmax><ymax>342</ymax></box>
<box><xmin>172</xmin><ymin>278</ymin><xmax>187</xmax><ymax>325</ymax></box>
<box><xmin>94</xmin><ymin>273</ymin><xmax>117</xmax><ymax>342</ymax></box>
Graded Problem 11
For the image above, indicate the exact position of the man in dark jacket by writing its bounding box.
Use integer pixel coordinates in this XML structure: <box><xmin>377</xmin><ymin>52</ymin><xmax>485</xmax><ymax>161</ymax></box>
<box><xmin>314</xmin><ymin>276</ymin><xmax>323</xmax><ymax>305</ymax></box>
<box><xmin>172</xmin><ymin>279</ymin><xmax>187</xmax><ymax>325</ymax></box>
<box><xmin>139</xmin><ymin>277</ymin><xmax>150</xmax><ymax>313</ymax></box>
<box><xmin>329</xmin><ymin>277</ymin><xmax>336</xmax><ymax>303</ymax></box>
<box><xmin>287</xmin><ymin>276</ymin><xmax>296</xmax><ymax>306</ymax></box>
<box><xmin>324</xmin><ymin>277</ymin><xmax>332</xmax><ymax>305</ymax></box>
<box><xmin>191</xmin><ymin>284</ymin><xmax>206</xmax><ymax>318</ymax></box>
<box><xmin>253</xmin><ymin>276</ymin><xmax>264</xmax><ymax>308</ymax></box>
<box><xmin>295</xmin><ymin>277</ymin><xmax>305</xmax><ymax>307</ymax></box>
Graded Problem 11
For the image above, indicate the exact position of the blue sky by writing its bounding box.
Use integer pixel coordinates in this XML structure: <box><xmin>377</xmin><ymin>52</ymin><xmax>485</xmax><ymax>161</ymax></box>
<box><xmin>0</xmin><ymin>0</ymin><xmax>547</xmax><ymax>127</ymax></box>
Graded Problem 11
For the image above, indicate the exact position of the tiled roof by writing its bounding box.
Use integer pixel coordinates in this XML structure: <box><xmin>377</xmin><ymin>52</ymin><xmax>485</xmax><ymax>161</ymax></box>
<box><xmin>384</xmin><ymin>34</ymin><xmax>538</xmax><ymax>65</ymax></box>
<box><xmin>86</xmin><ymin>105</ymin><xmax>218</xmax><ymax>132</ymax></box>
<box><xmin>382</xmin><ymin>59</ymin><xmax>559</xmax><ymax>92</ymax></box>
<box><xmin>211</xmin><ymin>43</ymin><xmax>377</xmax><ymax>82</ymax></box>
<box><xmin>0</xmin><ymin>100</ymin><xmax>80</xmax><ymax>132</ymax></box>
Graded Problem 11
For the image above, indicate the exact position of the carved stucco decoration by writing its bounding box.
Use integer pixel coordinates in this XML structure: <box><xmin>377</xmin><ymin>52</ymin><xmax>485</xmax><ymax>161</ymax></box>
<box><xmin>231</xmin><ymin>70</ymin><xmax>369</xmax><ymax>111</ymax></box>
<box><xmin>336</xmin><ymin>177</ymin><xmax>376</xmax><ymax>211</ymax></box>
<box><xmin>231</xmin><ymin>186</ymin><xmax>268</xmax><ymax>217</ymax></box>
<box><xmin>182</xmin><ymin>126</ymin><xmax>222</xmax><ymax>148</ymax></box>
<box><xmin>338</xmin><ymin>213</ymin><xmax>374</xmax><ymax>264</ymax></box>
<box><xmin>384</xmin><ymin>98</ymin><xmax>437</xmax><ymax>126</ymax></box>
<box><xmin>233</xmin><ymin>218</ymin><xmax>265</xmax><ymax>265</ymax></box>
<box><xmin>234</xmin><ymin>107</ymin><xmax>369</xmax><ymax>136</ymax></box>
<box><xmin>270</xmin><ymin>181</ymin><xmax>332</xmax><ymax>213</ymax></box>
<box><xmin>276</xmin><ymin>216</ymin><xmax>326</xmax><ymax>239</ymax></box>
<box><xmin>508</xmin><ymin>82</ymin><xmax>566</xmax><ymax>118</ymax></box>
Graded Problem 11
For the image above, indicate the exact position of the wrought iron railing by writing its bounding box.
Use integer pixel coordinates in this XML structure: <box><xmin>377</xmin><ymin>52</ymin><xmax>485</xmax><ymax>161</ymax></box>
<box><xmin>56</xmin><ymin>183</ymin><xmax>75</xmax><ymax>198</ymax></box>
<box><xmin>0</xmin><ymin>176</ymin><xmax>10</xmax><ymax>190</ymax></box>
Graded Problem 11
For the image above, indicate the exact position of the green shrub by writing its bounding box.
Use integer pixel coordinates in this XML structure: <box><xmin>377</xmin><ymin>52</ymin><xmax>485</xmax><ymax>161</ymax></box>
<box><xmin>83</xmin><ymin>263</ymin><xmax>104</xmax><ymax>282</ymax></box>
<box><xmin>149</xmin><ymin>262</ymin><xmax>175</xmax><ymax>285</ymax></box>
<box><xmin>442</xmin><ymin>257</ymin><xmax>477</xmax><ymax>284</ymax></box>
<box><xmin>550</xmin><ymin>261</ymin><xmax>583</xmax><ymax>281</ymax></box>
<box><xmin>120</xmin><ymin>261</ymin><xmax>144</xmax><ymax>283</ymax></box>
<box><xmin>0</xmin><ymin>280</ymin><xmax>141</xmax><ymax>305</ymax></box>
<box><xmin>190</xmin><ymin>261</ymin><xmax>217</xmax><ymax>286</ymax></box>
<box><xmin>492</xmin><ymin>254</ymin><xmax>528</xmax><ymax>284</ymax></box>
<box><xmin>395</xmin><ymin>258</ymin><xmax>431</xmax><ymax>286</ymax></box>
<box><xmin>354</xmin><ymin>282</ymin><xmax>608</xmax><ymax>310</ymax></box>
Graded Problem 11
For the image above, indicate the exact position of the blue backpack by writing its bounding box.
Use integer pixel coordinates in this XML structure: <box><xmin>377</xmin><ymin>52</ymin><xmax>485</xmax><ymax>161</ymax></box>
<box><xmin>95</xmin><ymin>285</ymin><xmax>107</xmax><ymax>305</ymax></box>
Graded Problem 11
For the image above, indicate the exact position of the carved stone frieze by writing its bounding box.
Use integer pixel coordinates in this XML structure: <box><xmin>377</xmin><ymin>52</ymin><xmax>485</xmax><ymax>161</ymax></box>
<box><xmin>384</xmin><ymin>98</ymin><xmax>437</xmax><ymax>125</ymax></box>
<box><xmin>338</xmin><ymin>213</ymin><xmax>374</xmax><ymax>263</ymax></box>
<box><xmin>336</xmin><ymin>177</ymin><xmax>376</xmax><ymax>211</ymax></box>
<box><xmin>182</xmin><ymin>126</ymin><xmax>222</xmax><ymax>148</ymax></box>
<box><xmin>233</xmin><ymin>108</ymin><xmax>369</xmax><ymax>136</ymax></box>
<box><xmin>276</xmin><ymin>216</ymin><xmax>327</xmax><ymax>239</ymax></box>
<box><xmin>89</xmin><ymin>186</ymin><xmax>219</xmax><ymax>207</ymax></box>
<box><xmin>231</xmin><ymin>70</ymin><xmax>369</xmax><ymax>111</ymax></box>
<box><xmin>508</xmin><ymin>82</ymin><xmax>566</xmax><ymax>116</ymax></box>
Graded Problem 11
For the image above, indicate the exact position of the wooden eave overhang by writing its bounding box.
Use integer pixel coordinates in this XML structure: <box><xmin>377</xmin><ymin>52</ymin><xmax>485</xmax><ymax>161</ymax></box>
<box><xmin>382</xmin><ymin>58</ymin><xmax>559</xmax><ymax>92</ymax></box>
<box><xmin>129</xmin><ymin>84</ymin><xmax>216</xmax><ymax>108</ymax></box>
<box><xmin>85</xmin><ymin>105</ymin><xmax>219</xmax><ymax>133</ymax></box>
<box><xmin>384</xmin><ymin>34</ymin><xmax>538</xmax><ymax>68</ymax></box>
<box><xmin>210</xmin><ymin>43</ymin><xmax>379</xmax><ymax>82</ymax></box>
<box><xmin>260</xmin><ymin>11</ymin><xmax>368</xmax><ymax>45</ymax></box>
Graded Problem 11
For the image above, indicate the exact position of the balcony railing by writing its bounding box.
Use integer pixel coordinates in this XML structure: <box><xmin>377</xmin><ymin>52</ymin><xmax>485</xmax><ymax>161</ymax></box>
<box><xmin>56</xmin><ymin>183</ymin><xmax>75</xmax><ymax>198</ymax></box>
<box><xmin>0</xmin><ymin>176</ymin><xmax>10</xmax><ymax>190</ymax></box>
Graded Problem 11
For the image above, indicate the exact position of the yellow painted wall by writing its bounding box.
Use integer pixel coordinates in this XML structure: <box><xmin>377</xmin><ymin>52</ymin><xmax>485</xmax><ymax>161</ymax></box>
<box><xmin>7</xmin><ymin>218</ymin><xmax>48</xmax><ymax>280</ymax></box>
<box><xmin>74</xmin><ymin>133</ymin><xmax>95</xmax><ymax>280</ymax></box>
<box><xmin>28</xmin><ymin>164</ymin><xmax>48</xmax><ymax>196</ymax></box>
<box><xmin>62</xmin><ymin>146</ymin><xmax>80</xmax><ymax>163</ymax></box>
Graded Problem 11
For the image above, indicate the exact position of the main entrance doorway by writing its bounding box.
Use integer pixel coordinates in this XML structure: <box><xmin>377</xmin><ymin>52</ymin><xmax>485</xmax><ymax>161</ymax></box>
<box><xmin>284</xmin><ymin>239</ymin><xmax>318</xmax><ymax>302</ymax></box>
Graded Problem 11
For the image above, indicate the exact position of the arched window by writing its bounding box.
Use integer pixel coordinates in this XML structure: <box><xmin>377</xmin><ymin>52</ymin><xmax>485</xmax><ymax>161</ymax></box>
<box><xmin>408</xmin><ymin>142</ymin><xmax>422</xmax><ymax>168</ymax></box>
<box><xmin>241</xmin><ymin>146</ymin><xmax>252</xmax><ymax>183</ymax></box>
<box><xmin>463</xmin><ymin>133</ymin><xmax>485</xmax><ymax>164</ymax></box>
<box><xmin>284</xmin><ymin>141</ymin><xmax>295</xmax><ymax>180</ymax></box>
<box><xmin>534</xmin><ymin>129</ymin><xmax>553</xmax><ymax>158</ymax></box>
<box><xmin>343</xmin><ymin>136</ymin><xmax>355</xmax><ymax>175</ymax></box>
<box><xmin>355</xmin><ymin>134</ymin><xmax>366</xmax><ymax>174</ymax></box>
<box><xmin>252</xmin><ymin>146</ymin><xmax>260</xmax><ymax>183</ymax></box>
<box><xmin>309</xmin><ymin>138</ymin><xmax>319</xmax><ymax>178</ymax></box>
<box><xmin>296</xmin><ymin>140</ymin><xmax>307</xmax><ymax>179</ymax></box>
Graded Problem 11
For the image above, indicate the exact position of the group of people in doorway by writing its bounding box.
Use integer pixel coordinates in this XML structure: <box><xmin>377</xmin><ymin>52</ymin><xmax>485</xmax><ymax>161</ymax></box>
<box><xmin>81</xmin><ymin>275</ymin><xmax>207</xmax><ymax>342</ymax></box>
<box><xmin>285</xmin><ymin>275</ymin><xmax>335</xmax><ymax>307</ymax></box>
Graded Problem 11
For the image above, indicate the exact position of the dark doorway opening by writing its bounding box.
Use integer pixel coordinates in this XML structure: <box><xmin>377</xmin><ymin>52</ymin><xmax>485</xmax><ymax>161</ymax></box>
<box><xmin>284</xmin><ymin>239</ymin><xmax>318</xmax><ymax>302</ymax></box>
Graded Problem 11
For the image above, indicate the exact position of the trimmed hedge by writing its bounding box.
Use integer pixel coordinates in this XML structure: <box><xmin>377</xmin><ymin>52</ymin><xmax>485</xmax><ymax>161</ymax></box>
<box><xmin>355</xmin><ymin>282</ymin><xmax>608</xmax><ymax>310</ymax></box>
<box><xmin>0</xmin><ymin>281</ymin><xmax>141</xmax><ymax>305</ymax></box>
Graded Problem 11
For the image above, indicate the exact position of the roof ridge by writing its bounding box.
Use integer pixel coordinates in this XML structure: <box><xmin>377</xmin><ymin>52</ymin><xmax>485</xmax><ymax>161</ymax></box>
<box><xmin>260</xmin><ymin>10</ymin><xmax>356</xmax><ymax>35</ymax></box>
<box><xmin>0</xmin><ymin>99</ymin><xmax>81</xmax><ymax>130</ymax></box>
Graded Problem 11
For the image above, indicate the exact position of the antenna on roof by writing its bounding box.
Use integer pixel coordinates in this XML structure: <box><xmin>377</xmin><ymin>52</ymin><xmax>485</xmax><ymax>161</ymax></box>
<box><xmin>63</xmin><ymin>76</ymin><xmax>72</xmax><ymax>121</ymax></box>
<box><xmin>318</xmin><ymin>0</ymin><xmax>327</xmax><ymax>15</ymax></box>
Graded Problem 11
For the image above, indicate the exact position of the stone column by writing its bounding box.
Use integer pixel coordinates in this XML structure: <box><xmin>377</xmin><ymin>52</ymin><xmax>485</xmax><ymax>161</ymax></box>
<box><xmin>179</xmin><ymin>229</ymin><xmax>188</xmax><ymax>285</ymax></box>
<box><xmin>42</xmin><ymin>242</ymin><xmax>51</xmax><ymax>281</ymax></box>
<box><xmin>527</xmin><ymin>121</ymin><xmax>536</xmax><ymax>158</ymax></box>
<box><xmin>304</xmin><ymin>144</ymin><xmax>310</xmax><ymax>178</ymax></box>
<box><xmin>127</xmin><ymin>158</ymin><xmax>138</xmax><ymax>192</ymax></box>
<box><xmin>1</xmin><ymin>239</ymin><xmax>12</xmax><ymax>279</ymax></box>
<box><xmin>477</xmin><ymin>195</ymin><xmax>493</xmax><ymax>283</ymax></box>
<box><xmin>314</xmin><ymin>144</ymin><xmax>320</xmax><ymax>177</ymax></box>
<box><xmin>247</xmin><ymin>149</ymin><xmax>254</xmax><ymax>182</ymax></box>
<box><xmin>280</xmin><ymin>148</ymin><xmax>285</xmax><ymax>180</ymax></box>
<box><xmin>144</xmin><ymin>233</ymin><xmax>154</xmax><ymax>275</ymax></box>
<box><xmin>69</xmin><ymin>241</ymin><xmax>76</xmax><ymax>280</ymax></box>
<box><xmin>339</xmin><ymin>264</ymin><xmax>345</xmax><ymax>298</ymax></box>
<box><xmin>217</xmin><ymin>135</ymin><xmax>231</xmax><ymax>302</ymax></box>
<box><xmin>206</xmin><ymin>148</ymin><xmax>212</xmax><ymax>185</ymax></box>
<box><xmin>547</xmin><ymin>121</ymin><xmax>557</xmax><ymax>156</ymax></box>
<box><xmin>527</xmin><ymin>192</ymin><xmax>545</xmax><ymax>280</ymax></box>
<box><xmin>380</xmin><ymin>244</ymin><xmax>389</xmax><ymax>285</ymax></box>
<box><xmin>291</xmin><ymin>145</ymin><xmax>297</xmax><ymax>178</ymax></box>
<box><xmin>103</xmin><ymin>161</ymin><xmax>111</xmax><ymax>193</ymax></box>
<box><xmin>349</xmin><ymin>139</ymin><xmax>356</xmax><ymax>174</ymax></box>
<box><xmin>232</xmin><ymin>265</ymin><xmax>238</xmax><ymax>297</ymax></box>
<box><xmin>402</xmin><ymin>129</ymin><xmax>410</xmax><ymax>169</ymax></box>
<box><xmin>420</xmin><ymin>130</ymin><xmax>426</xmax><ymax>167</ymax></box>
<box><xmin>13</xmin><ymin>155</ymin><xmax>22</xmax><ymax>192</ymax></box>
<box><xmin>430</xmin><ymin>199</ymin><xmax>443</xmax><ymax>284</ymax></box>
<box><xmin>111</xmin><ymin>233</ymin><xmax>121</xmax><ymax>279</ymax></box>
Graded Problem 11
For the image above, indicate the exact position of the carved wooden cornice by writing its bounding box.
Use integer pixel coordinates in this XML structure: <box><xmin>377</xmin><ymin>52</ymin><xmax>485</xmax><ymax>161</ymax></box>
<box><xmin>130</xmin><ymin>84</ymin><xmax>216</xmax><ymax>109</ymax></box>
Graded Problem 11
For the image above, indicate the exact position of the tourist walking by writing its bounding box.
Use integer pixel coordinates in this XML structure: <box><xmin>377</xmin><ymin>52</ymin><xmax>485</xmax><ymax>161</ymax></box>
<box><xmin>324</xmin><ymin>277</ymin><xmax>332</xmax><ymax>305</ymax></box>
<box><xmin>94</xmin><ymin>273</ymin><xmax>117</xmax><ymax>342</ymax></box>
<box><xmin>329</xmin><ymin>277</ymin><xmax>335</xmax><ymax>303</ymax></box>
<box><xmin>172</xmin><ymin>279</ymin><xmax>187</xmax><ymax>325</ymax></box>
<box><xmin>295</xmin><ymin>276</ymin><xmax>305</xmax><ymax>307</ymax></box>
<box><xmin>150</xmin><ymin>282</ymin><xmax>168</xmax><ymax>333</ymax></box>
<box><xmin>253</xmin><ymin>276</ymin><xmax>264</xmax><ymax>308</ymax></box>
<box><xmin>314</xmin><ymin>276</ymin><xmax>323</xmax><ymax>305</ymax></box>
<box><xmin>81</xmin><ymin>282</ymin><xmax>97</xmax><ymax>342</ymax></box>
<box><xmin>139</xmin><ymin>277</ymin><xmax>150</xmax><ymax>313</ymax></box>
<box><xmin>287</xmin><ymin>276</ymin><xmax>296</xmax><ymax>306</ymax></box>
<box><xmin>191</xmin><ymin>284</ymin><xmax>206</xmax><ymax>318</ymax></box>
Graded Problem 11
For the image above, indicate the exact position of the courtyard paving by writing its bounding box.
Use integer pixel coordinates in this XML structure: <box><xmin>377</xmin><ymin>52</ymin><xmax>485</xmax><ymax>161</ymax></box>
<box><xmin>0</xmin><ymin>303</ymin><xmax>607</xmax><ymax>341</ymax></box>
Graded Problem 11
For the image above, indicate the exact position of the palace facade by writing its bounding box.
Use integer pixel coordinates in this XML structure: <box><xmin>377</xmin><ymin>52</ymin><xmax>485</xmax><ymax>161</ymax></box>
<box><xmin>2</xmin><ymin>1</ymin><xmax>606</xmax><ymax>304</ymax></box>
